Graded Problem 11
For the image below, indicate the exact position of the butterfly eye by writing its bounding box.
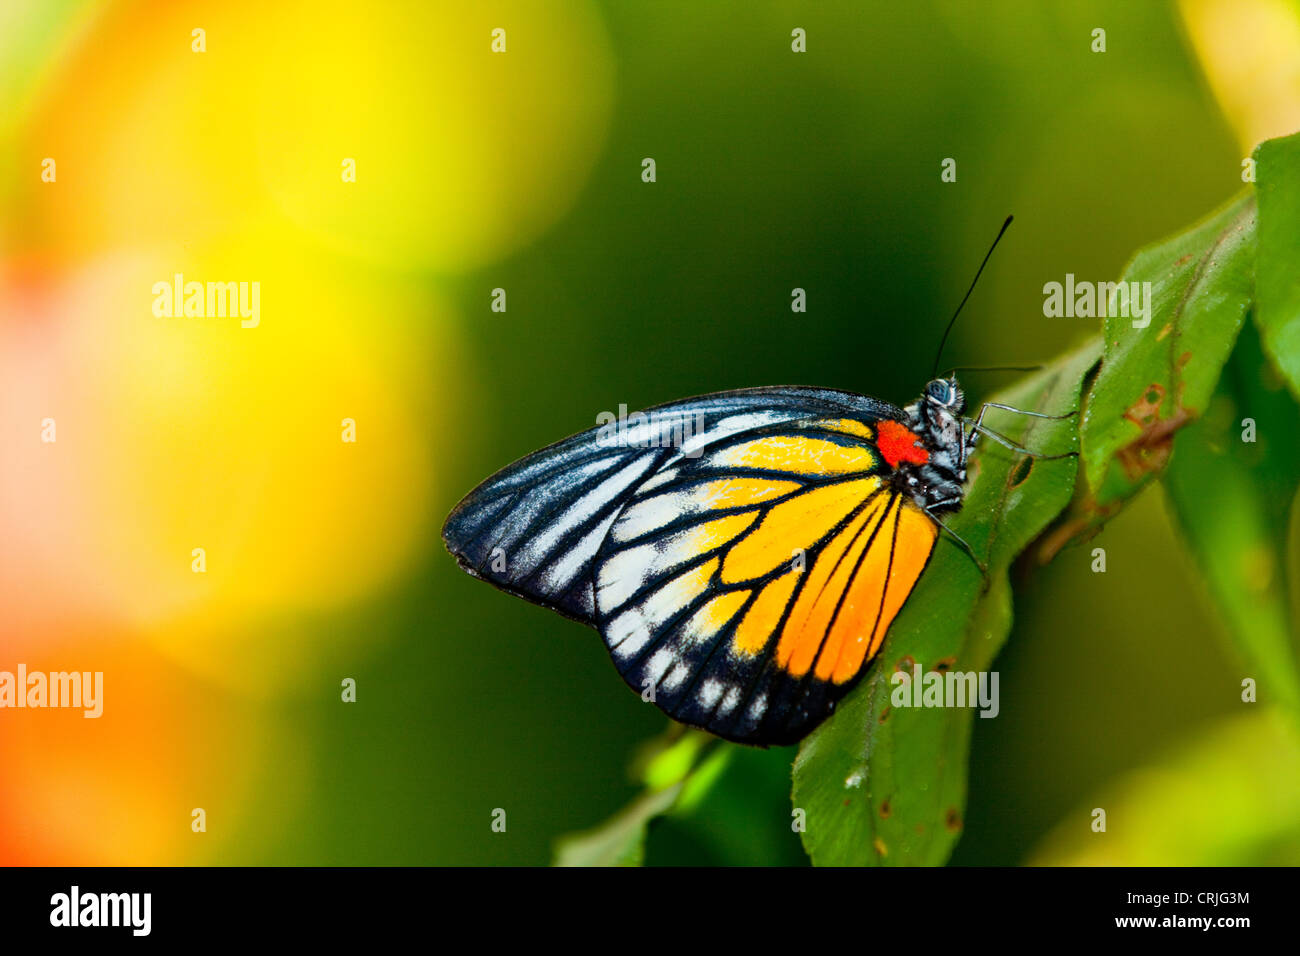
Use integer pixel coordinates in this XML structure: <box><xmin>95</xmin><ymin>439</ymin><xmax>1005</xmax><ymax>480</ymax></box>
<box><xmin>926</xmin><ymin>380</ymin><xmax>954</xmax><ymax>405</ymax></box>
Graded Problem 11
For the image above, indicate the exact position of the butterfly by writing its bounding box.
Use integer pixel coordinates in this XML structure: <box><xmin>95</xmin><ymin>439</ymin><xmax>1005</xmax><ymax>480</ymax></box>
<box><xmin>442</xmin><ymin>218</ymin><xmax>1063</xmax><ymax>746</ymax></box>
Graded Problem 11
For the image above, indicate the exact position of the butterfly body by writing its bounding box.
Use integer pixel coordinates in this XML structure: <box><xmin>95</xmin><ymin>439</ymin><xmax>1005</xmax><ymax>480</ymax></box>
<box><xmin>443</xmin><ymin>380</ymin><xmax>972</xmax><ymax>746</ymax></box>
<box><xmin>894</xmin><ymin>377</ymin><xmax>970</xmax><ymax>515</ymax></box>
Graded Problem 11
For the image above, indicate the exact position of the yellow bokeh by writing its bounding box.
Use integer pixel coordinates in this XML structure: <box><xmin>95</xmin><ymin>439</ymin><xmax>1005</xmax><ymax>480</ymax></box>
<box><xmin>1180</xmin><ymin>0</ymin><xmax>1300</xmax><ymax>153</ymax></box>
<box><xmin>19</xmin><ymin>0</ymin><xmax>615</xmax><ymax>270</ymax></box>
<box><xmin>1</xmin><ymin>243</ymin><xmax>455</xmax><ymax>650</ymax></box>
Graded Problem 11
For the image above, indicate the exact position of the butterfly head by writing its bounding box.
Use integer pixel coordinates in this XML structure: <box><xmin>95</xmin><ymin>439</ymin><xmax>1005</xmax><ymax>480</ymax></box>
<box><xmin>923</xmin><ymin>376</ymin><xmax>965</xmax><ymax>414</ymax></box>
<box><xmin>898</xmin><ymin>377</ymin><xmax>968</xmax><ymax>515</ymax></box>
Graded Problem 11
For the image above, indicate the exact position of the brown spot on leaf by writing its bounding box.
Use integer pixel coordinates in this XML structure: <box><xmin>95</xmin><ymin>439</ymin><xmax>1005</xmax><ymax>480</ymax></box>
<box><xmin>945</xmin><ymin>807</ymin><xmax>962</xmax><ymax>832</ymax></box>
<box><xmin>1175</xmin><ymin>253</ymin><xmax>1193</xmax><ymax>267</ymax></box>
<box><xmin>1125</xmin><ymin>383</ymin><xmax>1165</xmax><ymax>428</ymax></box>
<box><xmin>1116</xmin><ymin>406</ymin><xmax>1193</xmax><ymax>481</ymax></box>
<box><xmin>934</xmin><ymin>656</ymin><xmax>957</xmax><ymax>673</ymax></box>
<box><xmin>895</xmin><ymin>655</ymin><xmax>915</xmax><ymax>673</ymax></box>
<box><xmin>879</xmin><ymin>798</ymin><xmax>892</xmax><ymax>819</ymax></box>
<box><xmin>878</xmin><ymin>706</ymin><xmax>891</xmax><ymax>725</ymax></box>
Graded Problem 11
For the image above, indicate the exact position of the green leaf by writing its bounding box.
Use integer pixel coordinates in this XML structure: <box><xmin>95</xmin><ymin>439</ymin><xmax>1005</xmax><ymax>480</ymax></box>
<box><xmin>553</xmin><ymin>780</ymin><xmax>685</xmax><ymax>867</ymax></box>
<box><xmin>647</xmin><ymin>746</ymin><xmax>811</xmax><ymax>866</ymax></box>
<box><xmin>1255</xmin><ymin>131</ymin><xmax>1300</xmax><ymax>399</ymax></box>
<box><xmin>1030</xmin><ymin>709</ymin><xmax>1300</xmax><ymax>866</ymax></box>
<box><xmin>1162</xmin><ymin>321</ymin><xmax>1300</xmax><ymax>714</ymax></box>
<box><xmin>1080</xmin><ymin>190</ymin><xmax>1256</xmax><ymax>506</ymax></box>
<box><xmin>552</xmin><ymin>729</ymin><xmax>731</xmax><ymax>866</ymax></box>
<box><xmin>792</xmin><ymin>339</ymin><xmax>1099</xmax><ymax>866</ymax></box>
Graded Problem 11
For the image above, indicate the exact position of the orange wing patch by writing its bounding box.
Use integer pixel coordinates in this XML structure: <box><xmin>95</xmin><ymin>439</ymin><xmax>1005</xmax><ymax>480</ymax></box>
<box><xmin>774</xmin><ymin>494</ymin><xmax>891</xmax><ymax>676</ymax></box>
<box><xmin>770</xmin><ymin>496</ymin><xmax>937</xmax><ymax>684</ymax></box>
<box><xmin>823</xmin><ymin>499</ymin><xmax>937</xmax><ymax>683</ymax></box>
<box><xmin>732</xmin><ymin>568</ymin><xmax>801</xmax><ymax>656</ymax></box>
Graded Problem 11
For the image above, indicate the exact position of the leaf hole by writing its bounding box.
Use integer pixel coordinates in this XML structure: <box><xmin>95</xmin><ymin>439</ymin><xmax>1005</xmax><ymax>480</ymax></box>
<box><xmin>1009</xmin><ymin>457</ymin><xmax>1033</xmax><ymax>488</ymax></box>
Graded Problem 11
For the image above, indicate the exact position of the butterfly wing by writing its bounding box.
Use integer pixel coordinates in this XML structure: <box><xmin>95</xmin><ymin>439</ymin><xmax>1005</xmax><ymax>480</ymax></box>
<box><xmin>442</xmin><ymin>386</ymin><xmax>901</xmax><ymax>623</ymax></box>
<box><xmin>593</xmin><ymin>417</ymin><xmax>939</xmax><ymax>745</ymax></box>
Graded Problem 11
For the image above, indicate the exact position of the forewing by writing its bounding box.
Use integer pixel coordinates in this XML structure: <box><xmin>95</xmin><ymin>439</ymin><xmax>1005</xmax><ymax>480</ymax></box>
<box><xmin>442</xmin><ymin>387</ymin><xmax>901</xmax><ymax>623</ymax></box>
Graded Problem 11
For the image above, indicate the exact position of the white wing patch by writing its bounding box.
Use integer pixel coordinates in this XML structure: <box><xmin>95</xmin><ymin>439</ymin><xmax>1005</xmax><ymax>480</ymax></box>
<box><xmin>611</xmin><ymin>477</ymin><xmax>800</xmax><ymax>545</ymax></box>
<box><xmin>518</xmin><ymin>456</ymin><xmax>659</xmax><ymax>568</ymax></box>
<box><xmin>643</xmin><ymin>648</ymin><xmax>676</xmax><ymax>686</ymax></box>
<box><xmin>596</xmin><ymin>515</ymin><xmax>752</xmax><ymax>611</ymax></box>
<box><xmin>634</xmin><ymin>466</ymin><xmax>679</xmax><ymax>495</ymax></box>
<box><xmin>677</xmin><ymin>411</ymin><xmax>792</xmax><ymax>458</ymax></box>
<box><xmin>605</xmin><ymin>558</ymin><xmax>717</xmax><ymax>655</ymax></box>
<box><xmin>717</xmin><ymin>686</ymin><xmax>742</xmax><ymax>717</ymax></box>
<box><xmin>488</xmin><ymin>454</ymin><xmax>630</xmax><ymax>560</ymax></box>
<box><xmin>698</xmin><ymin>679</ymin><xmax>725</xmax><ymax>710</ymax></box>
<box><xmin>537</xmin><ymin>511</ymin><xmax>620</xmax><ymax>598</ymax></box>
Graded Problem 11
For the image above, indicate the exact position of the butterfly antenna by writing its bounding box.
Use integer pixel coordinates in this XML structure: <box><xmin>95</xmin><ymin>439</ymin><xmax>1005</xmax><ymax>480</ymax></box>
<box><xmin>944</xmin><ymin>364</ymin><xmax>1042</xmax><ymax>375</ymax></box>
<box><xmin>931</xmin><ymin>215</ymin><xmax>1014</xmax><ymax>379</ymax></box>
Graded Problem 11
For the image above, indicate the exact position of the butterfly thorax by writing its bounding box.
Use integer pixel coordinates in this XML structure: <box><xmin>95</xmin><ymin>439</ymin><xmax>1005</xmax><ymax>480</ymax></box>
<box><xmin>889</xmin><ymin>377</ymin><xmax>968</xmax><ymax>517</ymax></box>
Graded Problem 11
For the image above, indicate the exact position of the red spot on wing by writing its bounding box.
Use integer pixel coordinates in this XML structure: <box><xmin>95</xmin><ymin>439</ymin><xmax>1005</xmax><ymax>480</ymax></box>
<box><xmin>876</xmin><ymin>419</ymin><xmax>929</xmax><ymax>467</ymax></box>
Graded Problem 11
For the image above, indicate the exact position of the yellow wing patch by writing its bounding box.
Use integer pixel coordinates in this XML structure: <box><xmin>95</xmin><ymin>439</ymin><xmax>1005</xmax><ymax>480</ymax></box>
<box><xmin>821</xmin><ymin>418</ymin><xmax>877</xmax><ymax>441</ymax></box>
<box><xmin>722</xmin><ymin>476</ymin><xmax>882</xmax><ymax>584</ymax></box>
<box><xmin>712</xmin><ymin>434</ymin><xmax>876</xmax><ymax>475</ymax></box>
<box><xmin>685</xmin><ymin>589</ymin><xmax>751</xmax><ymax>643</ymax></box>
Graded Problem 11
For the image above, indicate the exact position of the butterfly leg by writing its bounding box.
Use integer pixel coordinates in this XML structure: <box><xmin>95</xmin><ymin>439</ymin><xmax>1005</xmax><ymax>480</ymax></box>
<box><xmin>974</xmin><ymin>401</ymin><xmax>1077</xmax><ymax>422</ymax></box>
<box><xmin>966</xmin><ymin>421</ymin><xmax>1078</xmax><ymax>460</ymax></box>
<box><xmin>926</xmin><ymin>507</ymin><xmax>989</xmax><ymax>582</ymax></box>
<box><xmin>965</xmin><ymin>401</ymin><xmax>1078</xmax><ymax>460</ymax></box>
